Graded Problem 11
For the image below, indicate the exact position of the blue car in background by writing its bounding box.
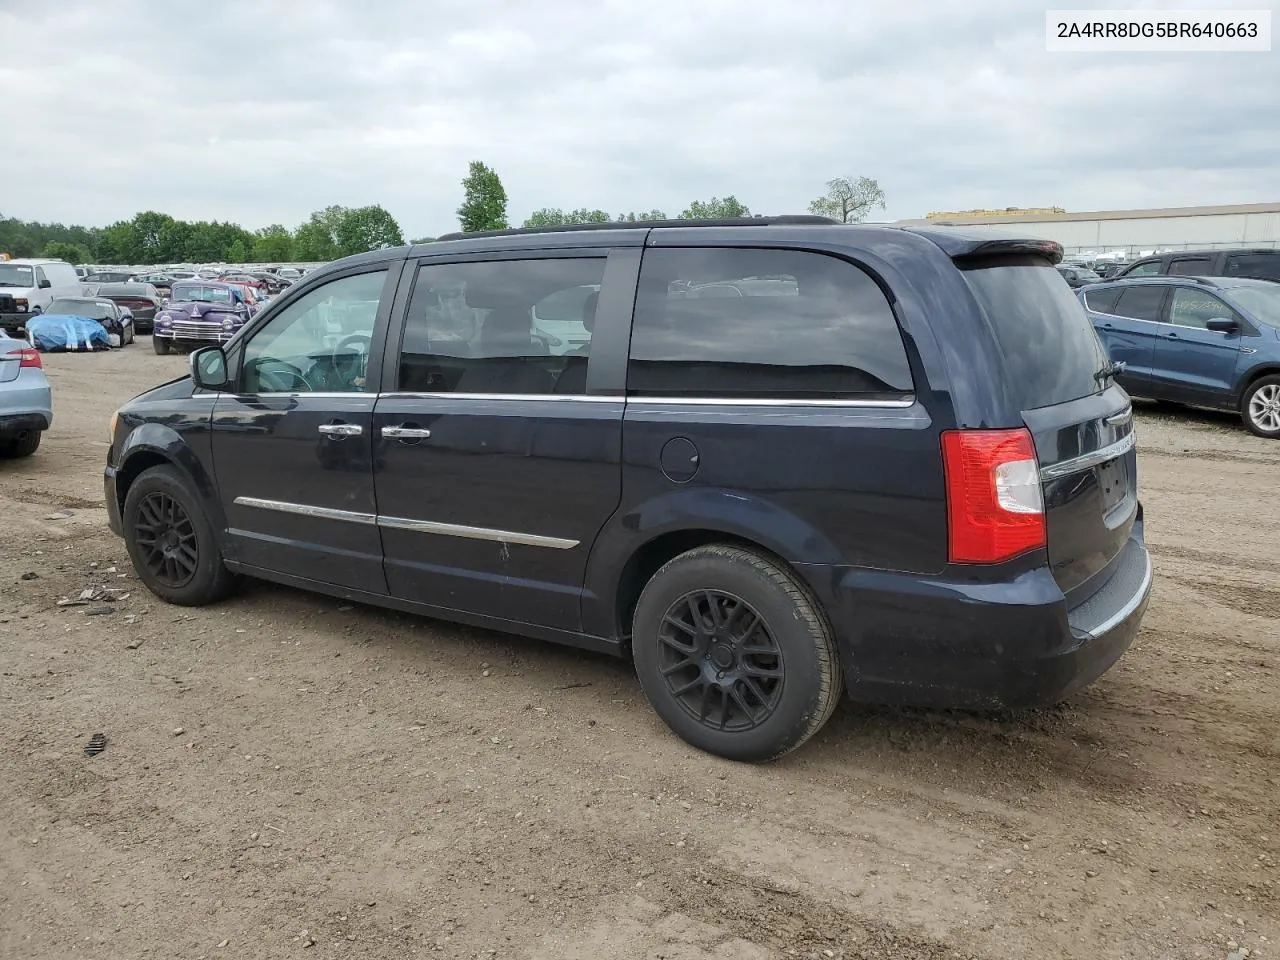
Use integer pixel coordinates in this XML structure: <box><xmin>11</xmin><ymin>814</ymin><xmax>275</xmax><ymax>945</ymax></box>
<box><xmin>1079</xmin><ymin>276</ymin><xmax>1280</xmax><ymax>438</ymax></box>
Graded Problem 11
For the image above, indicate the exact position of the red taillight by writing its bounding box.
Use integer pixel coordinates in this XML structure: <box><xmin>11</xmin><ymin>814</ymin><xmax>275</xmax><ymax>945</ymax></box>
<box><xmin>941</xmin><ymin>428</ymin><xmax>1045</xmax><ymax>564</ymax></box>
<box><xmin>14</xmin><ymin>347</ymin><xmax>42</xmax><ymax>369</ymax></box>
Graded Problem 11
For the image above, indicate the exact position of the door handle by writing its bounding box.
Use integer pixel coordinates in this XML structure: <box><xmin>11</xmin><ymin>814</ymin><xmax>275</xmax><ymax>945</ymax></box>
<box><xmin>381</xmin><ymin>425</ymin><xmax>432</xmax><ymax>440</ymax></box>
<box><xmin>318</xmin><ymin>422</ymin><xmax>363</xmax><ymax>438</ymax></box>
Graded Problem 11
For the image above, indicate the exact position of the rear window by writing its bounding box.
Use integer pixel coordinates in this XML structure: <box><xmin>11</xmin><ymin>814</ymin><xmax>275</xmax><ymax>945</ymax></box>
<box><xmin>961</xmin><ymin>260</ymin><xmax>1108</xmax><ymax>410</ymax></box>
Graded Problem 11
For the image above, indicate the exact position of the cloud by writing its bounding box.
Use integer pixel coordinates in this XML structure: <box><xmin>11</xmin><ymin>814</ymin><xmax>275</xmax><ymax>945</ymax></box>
<box><xmin>0</xmin><ymin>0</ymin><xmax>1276</xmax><ymax>237</ymax></box>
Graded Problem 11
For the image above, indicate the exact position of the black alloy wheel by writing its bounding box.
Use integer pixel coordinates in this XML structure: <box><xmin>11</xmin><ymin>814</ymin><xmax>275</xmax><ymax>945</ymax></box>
<box><xmin>657</xmin><ymin>590</ymin><xmax>784</xmax><ymax>732</ymax></box>
<box><xmin>122</xmin><ymin>465</ymin><xmax>233</xmax><ymax>605</ymax></box>
<box><xmin>633</xmin><ymin>544</ymin><xmax>843</xmax><ymax>762</ymax></box>
<box><xmin>132</xmin><ymin>490</ymin><xmax>199</xmax><ymax>588</ymax></box>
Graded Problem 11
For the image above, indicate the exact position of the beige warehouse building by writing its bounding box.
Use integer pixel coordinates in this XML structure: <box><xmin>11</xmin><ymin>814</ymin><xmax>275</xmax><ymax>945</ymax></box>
<box><xmin>893</xmin><ymin>202</ymin><xmax>1280</xmax><ymax>258</ymax></box>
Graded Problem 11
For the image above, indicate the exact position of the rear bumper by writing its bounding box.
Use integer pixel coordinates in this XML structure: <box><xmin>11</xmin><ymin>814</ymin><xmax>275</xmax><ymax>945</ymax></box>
<box><xmin>0</xmin><ymin>410</ymin><xmax>51</xmax><ymax>438</ymax></box>
<box><xmin>0</xmin><ymin>312</ymin><xmax>31</xmax><ymax>333</ymax></box>
<box><xmin>798</xmin><ymin>511</ymin><xmax>1152</xmax><ymax>710</ymax></box>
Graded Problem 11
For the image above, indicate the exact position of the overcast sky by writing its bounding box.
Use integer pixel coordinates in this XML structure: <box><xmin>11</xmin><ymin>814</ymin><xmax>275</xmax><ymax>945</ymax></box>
<box><xmin>1</xmin><ymin>0</ymin><xmax>1276</xmax><ymax>237</ymax></box>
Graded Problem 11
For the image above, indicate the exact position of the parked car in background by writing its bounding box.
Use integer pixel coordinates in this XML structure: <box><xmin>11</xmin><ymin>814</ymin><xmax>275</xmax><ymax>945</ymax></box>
<box><xmin>105</xmin><ymin>219</ymin><xmax>1151</xmax><ymax>761</ymax></box>
<box><xmin>0</xmin><ymin>331</ymin><xmax>52</xmax><ymax>457</ymax></box>
<box><xmin>0</xmin><ymin>259</ymin><xmax>83</xmax><ymax>334</ymax></box>
<box><xmin>1115</xmin><ymin>248</ymin><xmax>1280</xmax><ymax>282</ymax></box>
<box><xmin>246</xmin><ymin>271</ymin><xmax>292</xmax><ymax>295</ymax></box>
<box><xmin>35</xmin><ymin>296</ymin><xmax>135</xmax><ymax>348</ymax></box>
<box><xmin>132</xmin><ymin>273</ymin><xmax>176</xmax><ymax>298</ymax></box>
<box><xmin>152</xmin><ymin>280</ymin><xmax>256</xmax><ymax>354</ymax></box>
<box><xmin>1081</xmin><ymin>276</ymin><xmax>1280</xmax><ymax>437</ymax></box>
<box><xmin>1093</xmin><ymin>262</ymin><xmax>1130</xmax><ymax>279</ymax></box>
<box><xmin>82</xmin><ymin>270</ymin><xmax>136</xmax><ymax>285</ymax></box>
<box><xmin>90</xmin><ymin>282</ymin><xmax>164</xmax><ymax>331</ymax></box>
<box><xmin>1057</xmin><ymin>263</ymin><xmax>1103</xmax><ymax>288</ymax></box>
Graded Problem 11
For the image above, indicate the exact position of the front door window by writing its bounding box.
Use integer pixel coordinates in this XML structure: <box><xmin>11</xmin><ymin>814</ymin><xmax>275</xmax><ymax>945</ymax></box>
<box><xmin>240</xmin><ymin>271</ymin><xmax>387</xmax><ymax>394</ymax></box>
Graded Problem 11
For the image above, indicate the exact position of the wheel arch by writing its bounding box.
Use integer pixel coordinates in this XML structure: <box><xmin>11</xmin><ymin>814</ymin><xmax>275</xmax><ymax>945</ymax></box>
<box><xmin>597</xmin><ymin>527</ymin><xmax>824</xmax><ymax>655</ymax></box>
<box><xmin>1235</xmin><ymin>363</ymin><xmax>1280</xmax><ymax>405</ymax></box>
<box><xmin>114</xmin><ymin>425</ymin><xmax>227</xmax><ymax>539</ymax></box>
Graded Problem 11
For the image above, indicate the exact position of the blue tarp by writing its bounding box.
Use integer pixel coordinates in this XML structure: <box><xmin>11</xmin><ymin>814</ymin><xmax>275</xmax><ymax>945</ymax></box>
<box><xmin>26</xmin><ymin>314</ymin><xmax>111</xmax><ymax>352</ymax></box>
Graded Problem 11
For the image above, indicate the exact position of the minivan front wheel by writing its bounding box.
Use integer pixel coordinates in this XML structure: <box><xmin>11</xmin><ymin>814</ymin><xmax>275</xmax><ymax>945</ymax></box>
<box><xmin>1242</xmin><ymin>375</ymin><xmax>1280</xmax><ymax>438</ymax></box>
<box><xmin>632</xmin><ymin>545</ymin><xmax>842</xmax><ymax>762</ymax></box>
<box><xmin>122</xmin><ymin>465</ymin><xmax>233</xmax><ymax>605</ymax></box>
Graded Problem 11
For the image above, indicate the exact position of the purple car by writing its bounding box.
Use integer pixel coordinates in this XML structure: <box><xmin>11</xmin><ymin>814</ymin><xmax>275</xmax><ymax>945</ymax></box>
<box><xmin>152</xmin><ymin>281</ymin><xmax>259</xmax><ymax>355</ymax></box>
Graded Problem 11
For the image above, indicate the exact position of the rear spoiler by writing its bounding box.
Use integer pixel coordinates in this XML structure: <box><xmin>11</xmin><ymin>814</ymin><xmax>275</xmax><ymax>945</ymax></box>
<box><xmin>897</xmin><ymin>226</ymin><xmax>1065</xmax><ymax>265</ymax></box>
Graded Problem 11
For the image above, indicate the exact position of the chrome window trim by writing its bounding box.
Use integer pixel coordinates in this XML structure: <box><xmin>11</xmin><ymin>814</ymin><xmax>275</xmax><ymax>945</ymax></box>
<box><xmin>233</xmin><ymin>496</ymin><xmax>578</xmax><ymax>550</ymax></box>
<box><xmin>626</xmin><ymin>395</ymin><xmax>917</xmax><ymax>408</ymax></box>
<box><xmin>377</xmin><ymin>515</ymin><xmax>579</xmax><ymax>550</ymax></box>
<box><xmin>1039</xmin><ymin>431</ymin><xmax>1136</xmax><ymax>482</ymax></box>
<box><xmin>378</xmin><ymin>392</ymin><xmax>618</xmax><ymax>403</ymax></box>
<box><xmin>234</xmin><ymin>496</ymin><xmax>376</xmax><ymax>525</ymax></box>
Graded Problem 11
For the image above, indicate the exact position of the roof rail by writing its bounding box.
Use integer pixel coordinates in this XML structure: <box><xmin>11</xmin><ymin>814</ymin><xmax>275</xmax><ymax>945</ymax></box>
<box><xmin>432</xmin><ymin>214</ymin><xmax>838</xmax><ymax>242</ymax></box>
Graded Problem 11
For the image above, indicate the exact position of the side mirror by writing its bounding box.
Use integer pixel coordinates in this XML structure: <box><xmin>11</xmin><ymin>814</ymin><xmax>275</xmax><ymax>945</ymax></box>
<box><xmin>1205</xmin><ymin>317</ymin><xmax>1239</xmax><ymax>333</ymax></box>
<box><xmin>190</xmin><ymin>346</ymin><xmax>230</xmax><ymax>391</ymax></box>
<box><xmin>38</xmin><ymin>278</ymin><xmax>52</xmax><ymax>289</ymax></box>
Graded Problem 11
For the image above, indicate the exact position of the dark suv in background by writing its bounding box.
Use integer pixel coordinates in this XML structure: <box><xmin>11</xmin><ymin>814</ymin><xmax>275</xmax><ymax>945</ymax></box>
<box><xmin>104</xmin><ymin>218</ymin><xmax>1152</xmax><ymax>761</ymax></box>
<box><xmin>1117</xmin><ymin>247</ymin><xmax>1280</xmax><ymax>282</ymax></box>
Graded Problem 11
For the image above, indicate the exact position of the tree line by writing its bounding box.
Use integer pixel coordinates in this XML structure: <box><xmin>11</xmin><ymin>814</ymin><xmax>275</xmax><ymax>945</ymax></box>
<box><xmin>0</xmin><ymin>165</ymin><xmax>884</xmax><ymax>266</ymax></box>
<box><xmin>0</xmin><ymin>204</ymin><xmax>405</xmax><ymax>266</ymax></box>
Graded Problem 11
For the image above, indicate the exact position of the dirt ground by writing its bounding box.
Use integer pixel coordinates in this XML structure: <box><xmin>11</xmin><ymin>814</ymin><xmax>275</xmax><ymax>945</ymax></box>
<box><xmin>2</xmin><ymin>343</ymin><xmax>1277</xmax><ymax>960</ymax></box>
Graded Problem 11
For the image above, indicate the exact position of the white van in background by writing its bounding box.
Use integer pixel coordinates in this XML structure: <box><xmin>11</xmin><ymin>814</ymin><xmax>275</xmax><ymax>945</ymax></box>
<box><xmin>0</xmin><ymin>259</ymin><xmax>83</xmax><ymax>334</ymax></box>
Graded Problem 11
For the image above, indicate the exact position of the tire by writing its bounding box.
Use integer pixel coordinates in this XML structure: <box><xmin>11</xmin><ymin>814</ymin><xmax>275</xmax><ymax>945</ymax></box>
<box><xmin>632</xmin><ymin>544</ymin><xmax>843</xmax><ymax>762</ymax></box>
<box><xmin>0</xmin><ymin>429</ymin><xmax>41</xmax><ymax>458</ymax></box>
<box><xmin>153</xmin><ymin>336</ymin><xmax>171</xmax><ymax>355</ymax></box>
<box><xmin>122</xmin><ymin>465</ymin><xmax>233</xmax><ymax>605</ymax></box>
<box><xmin>1241</xmin><ymin>375</ymin><xmax>1280</xmax><ymax>439</ymax></box>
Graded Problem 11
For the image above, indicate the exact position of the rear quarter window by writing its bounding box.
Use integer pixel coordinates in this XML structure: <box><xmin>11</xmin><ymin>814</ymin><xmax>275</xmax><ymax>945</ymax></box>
<box><xmin>960</xmin><ymin>258</ymin><xmax>1109</xmax><ymax>410</ymax></box>
<box><xmin>1225</xmin><ymin>253</ymin><xmax>1280</xmax><ymax>281</ymax></box>
<box><xmin>1083</xmin><ymin>286</ymin><xmax>1123</xmax><ymax>314</ymax></box>
<box><xmin>627</xmin><ymin>247</ymin><xmax>914</xmax><ymax>400</ymax></box>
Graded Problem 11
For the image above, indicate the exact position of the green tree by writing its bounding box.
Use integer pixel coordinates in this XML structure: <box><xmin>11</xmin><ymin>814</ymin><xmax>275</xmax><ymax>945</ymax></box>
<box><xmin>97</xmin><ymin>220</ymin><xmax>139</xmax><ymax>262</ymax></box>
<box><xmin>291</xmin><ymin>205</ymin><xmax>349</xmax><ymax>261</ymax></box>
<box><xmin>131</xmin><ymin>211</ymin><xmax>179</xmax><ymax>262</ymax></box>
<box><xmin>679</xmin><ymin>197</ymin><xmax>750</xmax><ymax>219</ymax></box>
<box><xmin>40</xmin><ymin>240</ymin><xmax>93</xmax><ymax>264</ymax></box>
<box><xmin>457</xmin><ymin>161</ymin><xmax>509</xmax><ymax>232</ymax></box>
<box><xmin>522</xmin><ymin>207</ymin><xmax>611</xmax><ymax>228</ymax></box>
<box><xmin>226</xmin><ymin>238</ymin><xmax>249</xmax><ymax>263</ymax></box>
<box><xmin>807</xmin><ymin>176</ymin><xmax>886</xmax><ymax>223</ymax></box>
<box><xmin>334</xmin><ymin>204</ymin><xmax>405</xmax><ymax>257</ymax></box>
<box><xmin>292</xmin><ymin>220</ymin><xmax>337</xmax><ymax>262</ymax></box>
<box><xmin>252</xmin><ymin>224</ymin><xmax>293</xmax><ymax>262</ymax></box>
<box><xmin>617</xmin><ymin>210</ymin><xmax>668</xmax><ymax>222</ymax></box>
<box><xmin>410</xmin><ymin>236</ymin><xmax>436</xmax><ymax>244</ymax></box>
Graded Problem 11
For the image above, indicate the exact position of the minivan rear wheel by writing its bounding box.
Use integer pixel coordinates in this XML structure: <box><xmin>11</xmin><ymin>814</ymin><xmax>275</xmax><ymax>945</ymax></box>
<box><xmin>1242</xmin><ymin>375</ymin><xmax>1280</xmax><ymax>438</ymax></box>
<box><xmin>632</xmin><ymin>545</ymin><xmax>842</xmax><ymax>762</ymax></box>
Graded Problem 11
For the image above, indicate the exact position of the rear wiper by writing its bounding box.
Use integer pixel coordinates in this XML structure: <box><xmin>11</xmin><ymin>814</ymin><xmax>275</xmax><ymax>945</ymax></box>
<box><xmin>1094</xmin><ymin>360</ymin><xmax>1127</xmax><ymax>384</ymax></box>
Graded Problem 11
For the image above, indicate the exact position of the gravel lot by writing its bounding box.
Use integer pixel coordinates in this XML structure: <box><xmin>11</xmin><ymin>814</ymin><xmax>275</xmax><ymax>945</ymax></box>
<box><xmin>2</xmin><ymin>343</ymin><xmax>1277</xmax><ymax>960</ymax></box>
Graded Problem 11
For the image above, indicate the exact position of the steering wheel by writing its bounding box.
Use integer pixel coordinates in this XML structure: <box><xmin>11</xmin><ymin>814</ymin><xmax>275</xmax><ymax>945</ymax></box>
<box><xmin>251</xmin><ymin>358</ymin><xmax>314</xmax><ymax>393</ymax></box>
<box><xmin>333</xmin><ymin>333</ymin><xmax>373</xmax><ymax>386</ymax></box>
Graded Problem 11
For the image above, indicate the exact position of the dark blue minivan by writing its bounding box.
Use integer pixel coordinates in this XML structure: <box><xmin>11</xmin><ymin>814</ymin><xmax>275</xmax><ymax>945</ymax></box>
<box><xmin>104</xmin><ymin>218</ymin><xmax>1152</xmax><ymax>760</ymax></box>
<box><xmin>1080</xmin><ymin>276</ymin><xmax>1280</xmax><ymax>438</ymax></box>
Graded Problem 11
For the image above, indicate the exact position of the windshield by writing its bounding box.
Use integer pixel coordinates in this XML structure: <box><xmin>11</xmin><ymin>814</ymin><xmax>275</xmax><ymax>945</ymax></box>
<box><xmin>0</xmin><ymin>264</ymin><xmax>35</xmax><ymax>287</ymax></box>
<box><xmin>962</xmin><ymin>259</ymin><xmax>1110</xmax><ymax>410</ymax></box>
<box><xmin>1227</xmin><ymin>283</ymin><xmax>1280</xmax><ymax>328</ymax></box>
<box><xmin>172</xmin><ymin>284</ymin><xmax>232</xmax><ymax>303</ymax></box>
<box><xmin>48</xmin><ymin>299</ymin><xmax>112</xmax><ymax>320</ymax></box>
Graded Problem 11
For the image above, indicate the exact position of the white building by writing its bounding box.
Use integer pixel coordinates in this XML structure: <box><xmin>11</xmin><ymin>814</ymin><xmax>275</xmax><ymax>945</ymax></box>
<box><xmin>894</xmin><ymin>202</ymin><xmax>1280</xmax><ymax>259</ymax></box>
